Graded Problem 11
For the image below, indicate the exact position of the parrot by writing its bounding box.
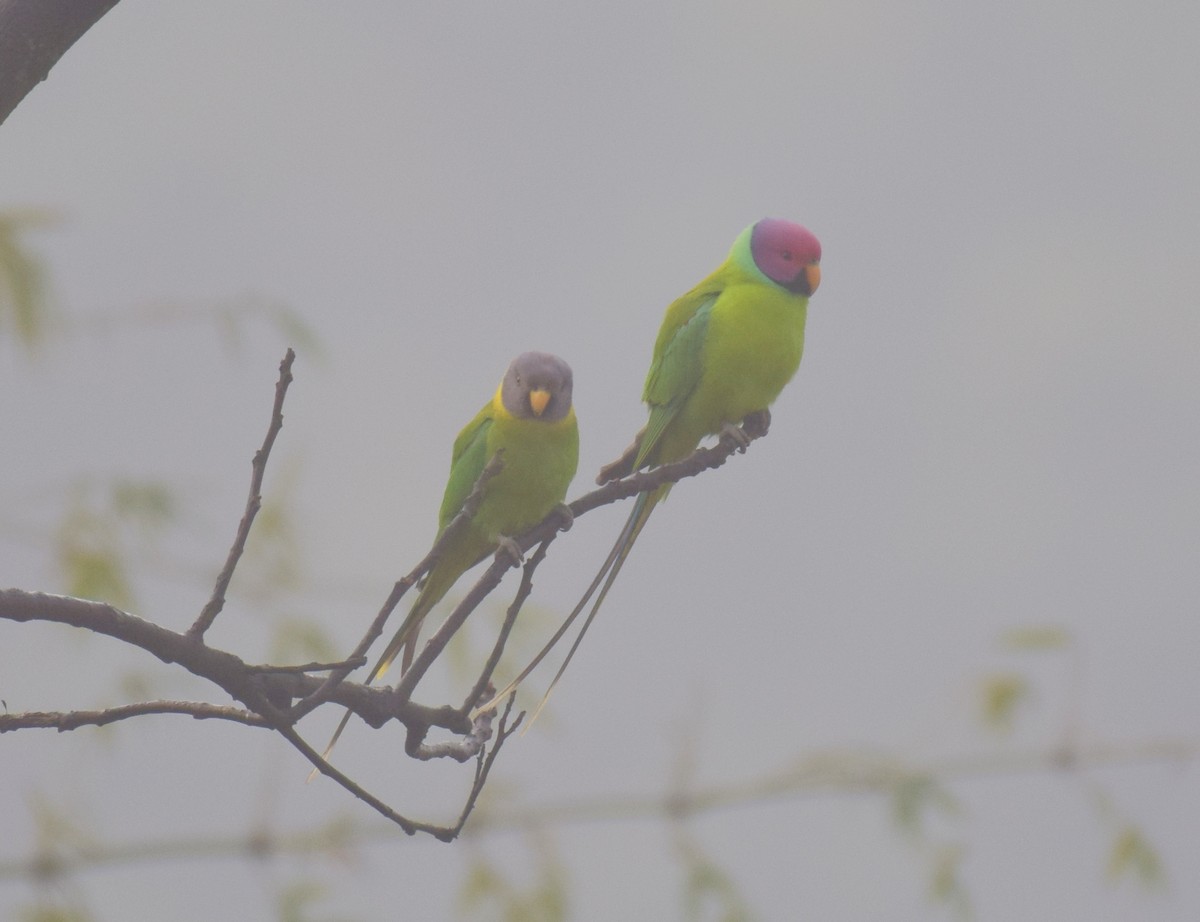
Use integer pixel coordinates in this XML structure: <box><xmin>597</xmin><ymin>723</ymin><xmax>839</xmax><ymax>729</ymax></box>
<box><xmin>316</xmin><ymin>351</ymin><xmax>579</xmax><ymax>767</ymax></box>
<box><xmin>484</xmin><ymin>218</ymin><xmax>821</xmax><ymax>720</ymax></box>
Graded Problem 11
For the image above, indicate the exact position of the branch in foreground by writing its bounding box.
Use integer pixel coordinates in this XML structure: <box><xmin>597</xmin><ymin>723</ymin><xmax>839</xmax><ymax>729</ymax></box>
<box><xmin>0</xmin><ymin>0</ymin><xmax>120</xmax><ymax>127</ymax></box>
<box><xmin>0</xmin><ymin>589</ymin><xmax>459</xmax><ymax>738</ymax></box>
<box><xmin>1</xmin><ymin>345</ymin><xmax>774</xmax><ymax>837</ymax></box>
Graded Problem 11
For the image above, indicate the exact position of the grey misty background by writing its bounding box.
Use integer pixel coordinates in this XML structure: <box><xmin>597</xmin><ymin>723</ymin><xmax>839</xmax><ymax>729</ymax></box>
<box><xmin>2</xmin><ymin>2</ymin><xmax>1198</xmax><ymax>920</ymax></box>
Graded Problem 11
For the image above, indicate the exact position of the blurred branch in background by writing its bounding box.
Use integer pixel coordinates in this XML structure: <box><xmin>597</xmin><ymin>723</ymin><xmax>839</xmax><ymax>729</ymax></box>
<box><xmin>52</xmin><ymin>296</ymin><xmax>322</xmax><ymax>360</ymax></box>
<box><xmin>0</xmin><ymin>207</ymin><xmax>58</xmax><ymax>348</ymax></box>
<box><xmin>0</xmin><ymin>204</ymin><xmax>331</xmax><ymax>669</ymax></box>
<box><xmin>0</xmin><ymin>206</ymin><xmax>319</xmax><ymax>360</ymax></box>
<box><xmin>2</xmin><ymin>725</ymin><xmax>1189</xmax><ymax>918</ymax></box>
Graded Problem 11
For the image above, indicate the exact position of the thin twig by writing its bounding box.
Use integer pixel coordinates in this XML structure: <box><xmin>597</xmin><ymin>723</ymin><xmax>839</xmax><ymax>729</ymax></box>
<box><xmin>188</xmin><ymin>348</ymin><xmax>295</xmax><ymax>641</ymax></box>
<box><xmin>446</xmin><ymin>697</ymin><xmax>523</xmax><ymax>838</ymax></box>
<box><xmin>460</xmin><ymin>542</ymin><xmax>550</xmax><ymax>713</ymax></box>
<box><xmin>256</xmin><ymin>703</ymin><xmax>421</xmax><ymax>836</ymax></box>
<box><xmin>0</xmin><ymin>701</ymin><xmax>268</xmax><ymax>733</ymax></box>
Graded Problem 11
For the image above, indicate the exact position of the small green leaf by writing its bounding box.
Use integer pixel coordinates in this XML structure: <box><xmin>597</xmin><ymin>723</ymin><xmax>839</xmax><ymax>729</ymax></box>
<box><xmin>270</xmin><ymin>619</ymin><xmax>338</xmax><ymax>664</ymax></box>
<box><xmin>111</xmin><ymin>480</ymin><xmax>176</xmax><ymax>530</ymax></box>
<box><xmin>60</xmin><ymin>545</ymin><xmax>132</xmax><ymax>610</ymax></box>
<box><xmin>980</xmin><ymin>673</ymin><xmax>1029</xmax><ymax>732</ymax></box>
<box><xmin>682</xmin><ymin>855</ymin><xmax>754</xmax><ymax>922</ymax></box>
<box><xmin>458</xmin><ymin>858</ymin><xmax>508</xmax><ymax>913</ymax></box>
<box><xmin>1001</xmin><ymin>626</ymin><xmax>1071</xmax><ymax>651</ymax></box>
<box><xmin>269</xmin><ymin>303</ymin><xmax>324</xmax><ymax>361</ymax></box>
<box><xmin>1108</xmin><ymin>825</ymin><xmax>1163</xmax><ymax>887</ymax></box>
<box><xmin>510</xmin><ymin>876</ymin><xmax>568</xmax><ymax>922</ymax></box>
<box><xmin>929</xmin><ymin>845</ymin><xmax>971</xmax><ymax>918</ymax></box>
<box><xmin>30</xmin><ymin>795</ymin><xmax>98</xmax><ymax>858</ymax></box>
<box><xmin>18</xmin><ymin>908</ymin><xmax>93</xmax><ymax>922</ymax></box>
<box><xmin>0</xmin><ymin>208</ymin><xmax>59</xmax><ymax>350</ymax></box>
<box><xmin>459</xmin><ymin>846</ymin><xmax>568</xmax><ymax>922</ymax></box>
<box><xmin>277</xmin><ymin>880</ymin><xmax>325</xmax><ymax>922</ymax></box>
<box><xmin>892</xmin><ymin>775</ymin><xmax>960</xmax><ymax>835</ymax></box>
<box><xmin>117</xmin><ymin>670</ymin><xmax>158</xmax><ymax>701</ymax></box>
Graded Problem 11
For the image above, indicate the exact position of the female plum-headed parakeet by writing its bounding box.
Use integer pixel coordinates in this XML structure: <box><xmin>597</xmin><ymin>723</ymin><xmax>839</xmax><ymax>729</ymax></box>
<box><xmin>486</xmin><ymin>219</ymin><xmax>821</xmax><ymax>717</ymax></box>
<box><xmin>318</xmin><ymin>351</ymin><xmax>579</xmax><ymax>764</ymax></box>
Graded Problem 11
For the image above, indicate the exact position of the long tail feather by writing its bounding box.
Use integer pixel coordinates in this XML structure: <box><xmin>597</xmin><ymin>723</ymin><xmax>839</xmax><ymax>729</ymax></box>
<box><xmin>306</xmin><ymin>587</ymin><xmax>436</xmax><ymax>782</ymax></box>
<box><xmin>522</xmin><ymin>491</ymin><xmax>658</xmax><ymax>728</ymax></box>
<box><xmin>472</xmin><ymin>506</ymin><xmax>636</xmax><ymax>713</ymax></box>
<box><xmin>369</xmin><ymin>598</ymin><xmax>430</xmax><ymax>685</ymax></box>
<box><xmin>307</xmin><ymin>708</ymin><xmax>355</xmax><ymax>781</ymax></box>
<box><xmin>474</xmin><ymin>489</ymin><xmax>660</xmax><ymax>719</ymax></box>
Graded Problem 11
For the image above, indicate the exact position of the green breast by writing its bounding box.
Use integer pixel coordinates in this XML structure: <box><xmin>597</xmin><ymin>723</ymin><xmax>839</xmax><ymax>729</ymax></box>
<box><xmin>687</xmin><ymin>281</ymin><xmax>807</xmax><ymax>439</ymax></box>
<box><xmin>473</xmin><ymin>412</ymin><xmax>579</xmax><ymax>543</ymax></box>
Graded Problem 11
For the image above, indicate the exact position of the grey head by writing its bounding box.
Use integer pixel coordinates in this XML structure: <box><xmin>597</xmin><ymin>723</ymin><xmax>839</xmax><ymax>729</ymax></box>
<box><xmin>500</xmin><ymin>351</ymin><xmax>574</xmax><ymax>422</ymax></box>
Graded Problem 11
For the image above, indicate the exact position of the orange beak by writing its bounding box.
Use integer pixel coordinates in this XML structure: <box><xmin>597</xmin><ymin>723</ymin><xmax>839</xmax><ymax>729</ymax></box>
<box><xmin>804</xmin><ymin>263</ymin><xmax>821</xmax><ymax>296</ymax></box>
<box><xmin>529</xmin><ymin>388</ymin><xmax>551</xmax><ymax>417</ymax></box>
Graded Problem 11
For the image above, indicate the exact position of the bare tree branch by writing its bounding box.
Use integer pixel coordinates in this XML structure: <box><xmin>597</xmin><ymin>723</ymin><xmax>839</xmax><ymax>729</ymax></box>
<box><xmin>265</xmin><ymin>715</ymin><xmax>419</xmax><ymax>837</ymax></box>
<box><xmin>2</xmin><ymin>350</ymin><xmax>779</xmax><ymax>838</ymax></box>
<box><xmin>188</xmin><ymin>348</ymin><xmax>294</xmax><ymax>640</ymax></box>
<box><xmin>0</xmin><ymin>588</ymin><xmax>462</xmax><ymax>738</ymax></box>
<box><xmin>445</xmin><ymin>697</ymin><xmax>523</xmax><ymax>838</ymax></box>
<box><xmin>0</xmin><ymin>0</ymin><xmax>120</xmax><ymax>127</ymax></box>
<box><xmin>461</xmin><ymin>542</ymin><xmax>551</xmax><ymax>713</ymax></box>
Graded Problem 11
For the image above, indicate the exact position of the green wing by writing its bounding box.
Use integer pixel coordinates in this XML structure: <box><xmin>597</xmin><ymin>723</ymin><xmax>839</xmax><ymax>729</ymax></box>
<box><xmin>436</xmin><ymin>404</ymin><xmax>495</xmax><ymax>532</ymax></box>
<box><xmin>636</xmin><ymin>291</ymin><xmax>718</xmax><ymax>469</ymax></box>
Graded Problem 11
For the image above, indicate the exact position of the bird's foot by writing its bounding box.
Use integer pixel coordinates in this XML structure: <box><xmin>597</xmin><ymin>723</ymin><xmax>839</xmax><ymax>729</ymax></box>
<box><xmin>495</xmin><ymin>536</ymin><xmax>524</xmax><ymax>566</ymax></box>
<box><xmin>742</xmin><ymin>408</ymin><xmax>771</xmax><ymax>439</ymax></box>
<box><xmin>720</xmin><ymin>421</ymin><xmax>753</xmax><ymax>452</ymax></box>
<box><xmin>550</xmin><ymin>503</ymin><xmax>574</xmax><ymax>533</ymax></box>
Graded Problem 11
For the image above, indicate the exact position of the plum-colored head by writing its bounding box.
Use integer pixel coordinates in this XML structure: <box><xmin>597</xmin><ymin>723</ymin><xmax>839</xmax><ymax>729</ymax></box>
<box><xmin>748</xmin><ymin>218</ymin><xmax>821</xmax><ymax>296</ymax></box>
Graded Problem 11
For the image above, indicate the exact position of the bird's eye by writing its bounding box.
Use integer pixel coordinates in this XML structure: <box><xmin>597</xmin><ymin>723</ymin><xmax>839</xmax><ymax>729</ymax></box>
<box><xmin>781</xmin><ymin>250</ymin><xmax>794</xmax><ymax>261</ymax></box>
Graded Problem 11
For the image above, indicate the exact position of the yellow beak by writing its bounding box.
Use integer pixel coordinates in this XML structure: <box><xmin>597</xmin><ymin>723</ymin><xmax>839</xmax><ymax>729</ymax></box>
<box><xmin>804</xmin><ymin>263</ymin><xmax>821</xmax><ymax>295</ymax></box>
<box><xmin>529</xmin><ymin>388</ymin><xmax>551</xmax><ymax>417</ymax></box>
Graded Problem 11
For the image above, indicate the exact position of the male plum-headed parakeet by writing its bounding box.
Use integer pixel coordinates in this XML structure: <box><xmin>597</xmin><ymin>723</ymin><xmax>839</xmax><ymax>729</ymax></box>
<box><xmin>487</xmin><ymin>219</ymin><xmax>821</xmax><ymax>716</ymax></box>
<box><xmin>318</xmin><ymin>351</ymin><xmax>579</xmax><ymax>764</ymax></box>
